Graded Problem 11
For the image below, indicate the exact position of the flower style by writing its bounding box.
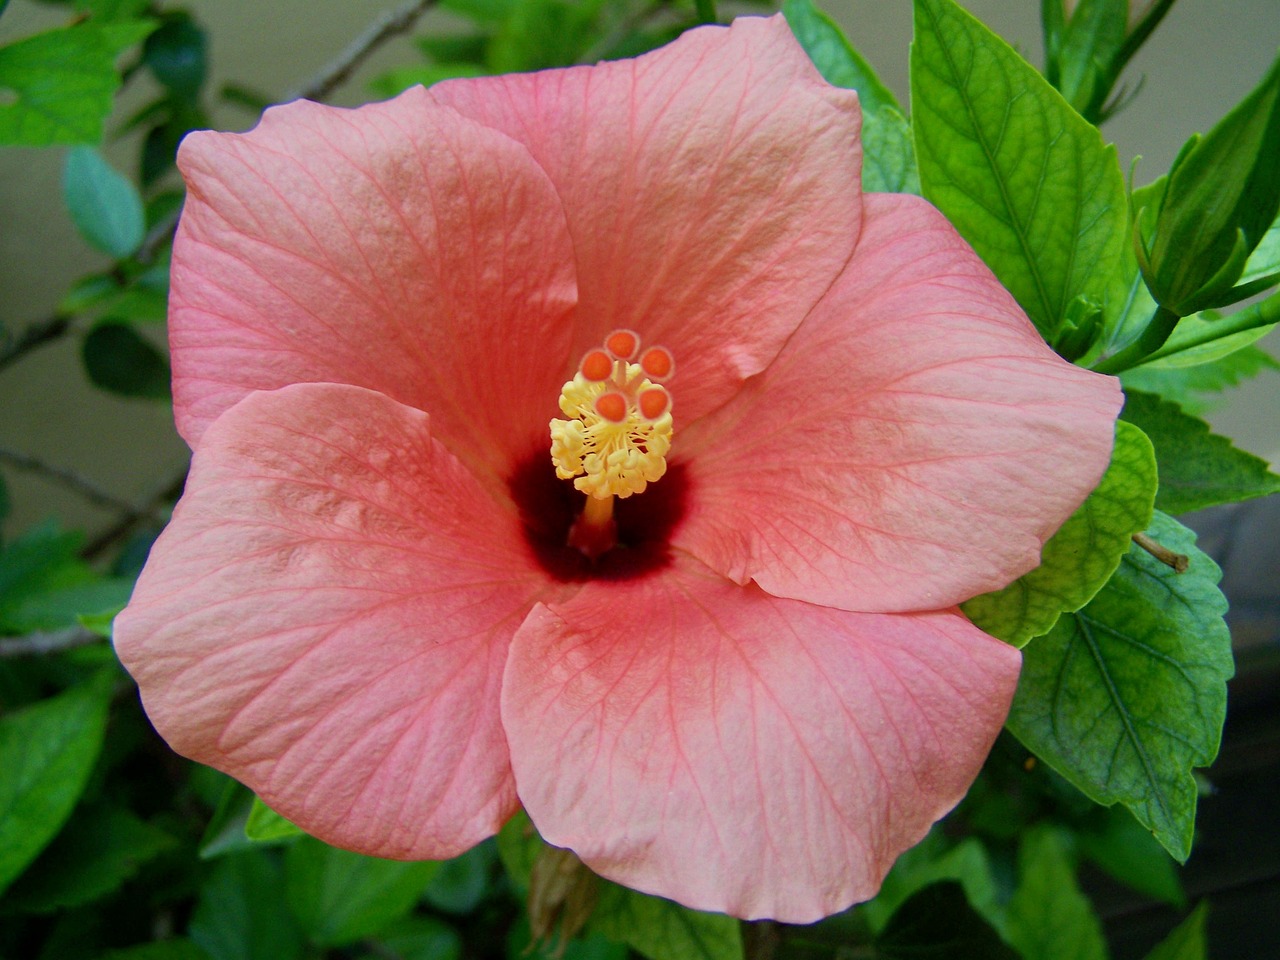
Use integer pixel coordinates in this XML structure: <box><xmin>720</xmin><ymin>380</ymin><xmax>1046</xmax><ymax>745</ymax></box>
<box><xmin>114</xmin><ymin>16</ymin><xmax>1121</xmax><ymax>922</ymax></box>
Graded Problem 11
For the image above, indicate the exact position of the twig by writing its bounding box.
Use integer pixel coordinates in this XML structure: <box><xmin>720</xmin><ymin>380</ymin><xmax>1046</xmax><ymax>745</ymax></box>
<box><xmin>83</xmin><ymin>463</ymin><xmax>188</xmax><ymax>560</ymax></box>
<box><xmin>0</xmin><ymin>626</ymin><xmax>102</xmax><ymax>659</ymax></box>
<box><xmin>0</xmin><ymin>314</ymin><xmax>73</xmax><ymax>375</ymax></box>
<box><xmin>1133</xmin><ymin>531</ymin><xmax>1189</xmax><ymax>572</ymax></box>
<box><xmin>287</xmin><ymin>0</ymin><xmax>441</xmax><ymax>103</ymax></box>
<box><xmin>0</xmin><ymin>444</ymin><xmax>152</xmax><ymax>518</ymax></box>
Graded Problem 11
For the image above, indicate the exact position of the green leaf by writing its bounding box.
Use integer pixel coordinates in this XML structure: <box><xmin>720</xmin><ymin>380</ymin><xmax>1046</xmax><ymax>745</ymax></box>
<box><xmin>1006</xmin><ymin>511</ymin><xmax>1234</xmax><ymax>861</ymax></box>
<box><xmin>863</xmin><ymin>835</ymin><xmax>1000</xmax><ymax>934</ymax></box>
<box><xmin>63</xmin><ymin>146</ymin><xmax>146</xmax><ymax>258</ymax></box>
<box><xmin>1138</xmin><ymin>293</ymin><xmax>1280</xmax><ymax>368</ymax></box>
<box><xmin>784</xmin><ymin>0</ymin><xmax>918</xmax><ymax>194</ymax></box>
<box><xmin>189</xmin><ymin>850</ymin><xmax>305</xmax><ymax>960</ymax></box>
<box><xmin>101</xmin><ymin>941</ymin><xmax>213</xmax><ymax>960</ymax></box>
<box><xmin>911</xmin><ymin>0</ymin><xmax>1129</xmax><ymax>340</ymax></box>
<box><xmin>1120</xmin><ymin>390</ymin><xmax>1280</xmax><ymax>513</ymax></box>
<box><xmin>423</xmin><ymin>841</ymin><xmax>494</xmax><ymax>914</ymax></box>
<box><xmin>1145</xmin><ymin>54</ymin><xmax>1280</xmax><ymax>313</ymax></box>
<box><xmin>1142</xmin><ymin>902</ymin><xmax>1209</xmax><ymax>960</ymax></box>
<box><xmin>1121</xmin><ymin>342</ymin><xmax>1279</xmax><ymax>412</ymax></box>
<box><xmin>244</xmin><ymin>796</ymin><xmax>303</xmax><ymax>843</ymax></box>
<box><xmin>861</xmin><ymin>105</ymin><xmax>921</xmax><ymax>194</ymax></box>
<box><xmin>0</xmin><ymin>20</ymin><xmax>156</xmax><ymax>146</ymax></box>
<box><xmin>0</xmin><ymin>675</ymin><xmax>113</xmax><ymax>896</ymax></box>
<box><xmin>1077</xmin><ymin>803</ymin><xmax>1185</xmax><ymax>907</ymax></box>
<box><xmin>589</xmin><ymin>882</ymin><xmax>743</xmax><ymax>960</ymax></box>
<box><xmin>1047</xmin><ymin>0</ymin><xmax>1127</xmax><ymax>119</ymax></box>
<box><xmin>963</xmin><ymin>420</ymin><xmax>1156</xmax><ymax>646</ymax></box>
<box><xmin>285</xmin><ymin>837</ymin><xmax>440</xmax><ymax>947</ymax></box>
<box><xmin>198</xmin><ymin>779</ymin><xmax>258</xmax><ymax>859</ymax></box>
<box><xmin>0</xmin><ymin>523</ymin><xmax>90</xmax><ymax>632</ymax></box>
<box><xmin>875</xmin><ymin>880</ymin><xmax>1019</xmax><ymax>960</ymax></box>
<box><xmin>496</xmin><ymin>808</ymin><xmax>540</xmax><ymax>895</ymax></box>
<box><xmin>2</xmin><ymin>802</ymin><xmax>177</xmax><ymax>913</ymax></box>
<box><xmin>782</xmin><ymin>0</ymin><xmax>899</xmax><ymax>113</ymax></box>
<box><xmin>82</xmin><ymin>321</ymin><xmax>171</xmax><ymax>399</ymax></box>
<box><xmin>143</xmin><ymin>13</ymin><xmax>207</xmax><ymax>100</ymax></box>
<box><xmin>1006</xmin><ymin>829</ymin><xmax>1107</xmax><ymax>960</ymax></box>
<box><xmin>374</xmin><ymin>916</ymin><xmax>463</xmax><ymax>960</ymax></box>
<box><xmin>1241</xmin><ymin>213</ymin><xmax>1280</xmax><ymax>286</ymax></box>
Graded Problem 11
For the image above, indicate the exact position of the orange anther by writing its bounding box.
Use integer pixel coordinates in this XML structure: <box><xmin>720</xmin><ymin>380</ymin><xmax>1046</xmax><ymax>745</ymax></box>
<box><xmin>605</xmin><ymin>329</ymin><xmax>640</xmax><ymax>360</ymax></box>
<box><xmin>580</xmin><ymin>349</ymin><xmax>613</xmax><ymax>382</ymax></box>
<box><xmin>638</xmin><ymin>387</ymin><xmax>669</xmax><ymax>420</ymax></box>
<box><xmin>640</xmin><ymin>346</ymin><xmax>673</xmax><ymax>380</ymax></box>
<box><xmin>594</xmin><ymin>392</ymin><xmax>628</xmax><ymax>423</ymax></box>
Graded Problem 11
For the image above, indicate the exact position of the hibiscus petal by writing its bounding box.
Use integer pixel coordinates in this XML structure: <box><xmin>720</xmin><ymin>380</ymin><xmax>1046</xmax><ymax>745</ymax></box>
<box><xmin>504</xmin><ymin>557</ymin><xmax>1020</xmax><ymax>922</ymax></box>
<box><xmin>678</xmin><ymin>193</ymin><xmax>1123</xmax><ymax>612</ymax></box>
<box><xmin>431</xmin><ymin>15</ymin><xmax>862</xmax><ymax>422</ymax></box>
<box><xmin>115</xmin><ymin>383</ymin><xmax>547</xmax><ymax>859</ymax></box>
<box><xmin>169</xmin><ymin>87</ymin><xmax>577</xmax><ymax>481</ymax></box>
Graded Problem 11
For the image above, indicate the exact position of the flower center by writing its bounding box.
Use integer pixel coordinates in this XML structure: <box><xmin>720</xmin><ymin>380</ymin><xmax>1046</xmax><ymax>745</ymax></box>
<box><xmin>549</xmin><ymin>330</ymin><xmax>674</xmax><ymax>558</ymax></box>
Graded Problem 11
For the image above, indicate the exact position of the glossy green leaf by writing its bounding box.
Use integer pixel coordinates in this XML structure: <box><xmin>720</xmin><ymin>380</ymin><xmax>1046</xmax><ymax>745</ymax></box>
<box><xmin>861</xmin><ymin>105</ymin><xmax>921</xmax><ymax>194</ymax></box>
<box><xmin>963</xmin><ymin>421</ymin><xmax>1156</xmax><ymax>646</ymax></box>
<box><xmin>1145</xmin><ymin>54</ymin><xmax>1280</xmax><ymax>313</ymax></box>
<box><xmin>0</xmin><ymin>516</ymin><xmax>131</xmax><ymax>633</ymax></box>
<box><xmin>1241</xmin><ymin>214</ymin><xmax>1280</xmax><ymax>286</ymax></box>
<box><xmin>0</xmin><ymin>675</ymin><xmax>113</xmax><ymax>896</ymax></box>
<box><xmin>1045</xmin><ymin>0</ymin><xmax>1127</xmax><ymax>119</ymax></box>
<box><xmin>1078</xmin><ymin>804</ymin><xmax>1185</xmax><ymax>907</ymax></box>
<box><xmin>63</xmin><ymin>147</ymin><xmax>146</xmax><ymax>258</ymax></box>
<box><xmin>783</xmin><ymin>0</ymin><xmax>899</xmax><ymax>113</ymax></box>
<box><xmin>244</xmin><ymin>796</ymin><xmax>303</xmax><ymax>843</ymax></box>
<box><xmin>1006</xmin><ymin>829</ymin><xmax>1106</xmax><ymax>960</ymax></box>
<box><xmin>0</xmin><ymin>20</ymin><xmax>156</xmax><ymax>146</ymax></box>
<box><xmin>1138</xmin><ymin>293</ymin><xmax>1280</xmax><ymax>368</ymax></box>
<box><xmin>589</xmin><ymin>882</ymin><xmax>743</xmax><ymax>960</ymax></box>
<box><xmin>285</xmin><ymin>837</ymin><xmax>440</xmax><ymax>947</ymax></box>
<box><xmin>785</xmin><ymin>0</ymin><xmax>918</xmax><ymax>194</ymax></box>
<box><xmin>863</xmin><ymin>835</ymin><xmax>1000</xmax><ymax>933</ymax></box>
<box><xmin>1007</xmin><ymin>511</ymin><xmax>1233</xmax><ymax>861</ymax></box>
<box><xmin>189</xmin><ymin>850</ymin><xmax>304</xmax><ymax>960</ymax></box>
<box><xmin>1143</xmin><ymin>903</ymin><xmax>1209</xmax><ymax>960</ymax></box>
<box><xmin>3</xmin><ymin>802</ymin><xmax>176</xmax><ymax>912</ymax></box>
<box><xmin>875</xmin><ymin>880</ymin><xmax>1019</xmax><ymax>960</ymax></box>
<box><xmin>82</xmin><ymin>322</ymin><xmax>171</xmax><ymax>399</ymax></box>
<box><xmin>911</xmin><ymin>0</ymin><xmax>1129</xmax><ymax>340</ymax></box>
<box><xmin>1121</xmin><ymin>390</ymin><xmax>1280</xmax><ymax>513</ymax></box>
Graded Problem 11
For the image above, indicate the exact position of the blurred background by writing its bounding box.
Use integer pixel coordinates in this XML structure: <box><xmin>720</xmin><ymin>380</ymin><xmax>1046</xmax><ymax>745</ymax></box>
<box><xmin>1</xmin><ymin>2</ymin><xmax>1277</xmax><ymax>958</ymax></box>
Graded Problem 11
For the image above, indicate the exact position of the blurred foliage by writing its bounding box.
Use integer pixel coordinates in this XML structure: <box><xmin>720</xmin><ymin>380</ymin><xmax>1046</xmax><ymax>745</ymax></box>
<box><xmin>2</xmin><ymin>0</ymin><xmax>1278</xmax><ymax>957</ymax></box>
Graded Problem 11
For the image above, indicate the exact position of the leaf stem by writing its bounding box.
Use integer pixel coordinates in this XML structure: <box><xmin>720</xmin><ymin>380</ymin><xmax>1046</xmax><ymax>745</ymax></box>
<box><xmin>1133</xmin><ymin>531</ymin><xmax>1189</xmax><ymax>572</ymax></box>
<box><xmin>1091</xmin><ymin>304</ymin><xmax>1182</xmax><ymax>373</ymax></box>
<box><xmin>0</xmin><ymin>626</ymin><xmax>101</xmax><ymax>660</ymax></box>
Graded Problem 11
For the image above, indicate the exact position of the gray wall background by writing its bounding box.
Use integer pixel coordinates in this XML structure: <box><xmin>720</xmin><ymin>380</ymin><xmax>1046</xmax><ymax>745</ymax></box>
<box><xmin>1</xmin><ymin>0</ymin><xmax>1277</xmax><ymax>539</ymax></box>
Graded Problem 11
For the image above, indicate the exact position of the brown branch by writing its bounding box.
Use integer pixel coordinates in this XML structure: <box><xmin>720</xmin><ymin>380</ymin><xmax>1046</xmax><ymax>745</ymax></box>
<box><xmin>287</xmin><ymin>0</ymin><xmax>441</xmax><ymax>103</ymax></box>
<box><xmin>0</xmin><ymin>313</ymin><xmax>74</xmax><ymax>374</ymax></box>
<box><xmin>0</xmin><ymin>626</ymin><xmax>102</xmax><ymax>660</ymax></box>
<box><xmin>1133</xmin><ymin>531</ymin><xmax>1189</xmax><ymax>572</ymax></box>
<box><xmin>83</xmin><ymin>463</ymin><xmax>188</xmax><ymax>560</ymax></box>
<box><xmin>0</xmin><ymin>444</ymin><xmax>151</xmax><ymax>518</ymax></box>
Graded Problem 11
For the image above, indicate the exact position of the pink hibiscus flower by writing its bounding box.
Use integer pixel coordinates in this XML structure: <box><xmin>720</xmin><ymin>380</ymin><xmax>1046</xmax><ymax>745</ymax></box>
<box><xmin>114</xmin><ymin>16</ymin><xmax>1121</xmax><ymax>922</ymax></box>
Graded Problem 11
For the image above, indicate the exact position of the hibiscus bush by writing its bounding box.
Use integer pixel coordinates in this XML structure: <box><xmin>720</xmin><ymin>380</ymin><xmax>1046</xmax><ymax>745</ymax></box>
<box><xmin>1</xmin><ymin>0</ymin><xmax>1277</xmax><ymax>958</ymax></box>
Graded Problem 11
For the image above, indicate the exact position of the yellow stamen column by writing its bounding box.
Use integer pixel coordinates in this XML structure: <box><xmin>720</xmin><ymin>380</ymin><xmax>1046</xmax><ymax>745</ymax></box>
<box><xmin>550</xmin><ymin>331</ymin><xmax>674</xmax><ymax>560</ymax></box>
